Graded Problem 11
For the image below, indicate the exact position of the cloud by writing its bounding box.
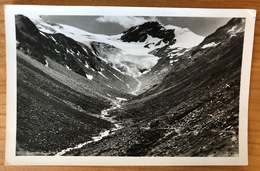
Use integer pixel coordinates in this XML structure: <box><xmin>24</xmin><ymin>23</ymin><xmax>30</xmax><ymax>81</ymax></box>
<box><xmin>96</xmin><ymin>16</ymin><xmax>158</xmax><ymax>29</ymax></box>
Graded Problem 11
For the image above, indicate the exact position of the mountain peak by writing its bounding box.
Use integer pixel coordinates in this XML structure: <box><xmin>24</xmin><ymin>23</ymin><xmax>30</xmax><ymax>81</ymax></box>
<box><xmin>120</xmin><ymin>21</ymin><xmax>176</xmax><ymax>46</ymax></box>
<box><xmin>15</xmin><ymin>15</ymin><xmax>40</xmax><ymax>35</ymax></box>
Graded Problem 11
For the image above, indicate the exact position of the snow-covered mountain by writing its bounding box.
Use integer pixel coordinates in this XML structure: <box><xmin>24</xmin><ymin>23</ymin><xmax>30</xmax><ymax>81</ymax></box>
<box><xmin>27</xmin><ymin>16</ymin><xmax>204</xmax><ymax>77</ymax></box>
<box><xmin>120</xmin><ymin>21</ymin><xmax>204</xmax><ymax>49</ymax></box>
<box><xmin>15</xmin><ymin>15</ymin><xmax>139</xmax><ymax>97</ymax></box>
<box><xmin>28</xmin><ymin>17</ymin><xmax>156</xmax><ymax>77</ymax></box>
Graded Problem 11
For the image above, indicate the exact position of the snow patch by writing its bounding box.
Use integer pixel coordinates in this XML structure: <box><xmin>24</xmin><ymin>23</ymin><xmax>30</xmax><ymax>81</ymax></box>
<box><xmin>54</xmin><ymin>49</ymin><xmax>60</xmax><ymax>53</ymax></box>
<box><xmin>86</xmin><ymin>74</ymin><xmax>93</xmax><ymax>80</ymax></box>
<box><xmin>228</xmin><ymin>25</ymin><xmax>244</xmax><ymax>38</ymax></box>
<box><xmin>228</xmin><ymin>24</ymin><xmax>244</xmax><ymax>34</ymax></box>
<box><xmin>65</xmin><ymin>65</ymin><xmax>71</xmax><ymax>70</ymax></box>
<box><xmin>66</xmin><ymin>48</ymin><xmax>74</xmax><ymax>55</ymax></box>
<box><xmin>169</xmin><ymin>59</ymin><xmax>179</xmax><ymax>64</ymax></box>
<box><xmin>50</xmin><ymin>36</ymin><xmax>56</xmax><ymax>42</ymax></box>
<box><xmin>175</xmin><ymin>51</ymin><xmax>186</xmax><ymax>56</ymax></box>
<box><xmin>112</xmin><ymin>73</ymin><xmax>124</xmax><ymax>82</ymax></box>
<box><xmin>142</xmin><ymin>69</ymin><xmax>151</xmax><ymax>75</ymax></box>
<box><xmin>84</xmin><ymin>61</ymin><xmax>89</xmax><ymax>68</ymax></box>
<box><xmin>98</xmin><ymin>72</ymin><xmax>108</xmax><ymax>79</ymax></box>
<box><xmin>39</xmin><ymin>31</ymin><xmax>48</xmax><ymax>38</ymax></box>
<box><xmin>116</xmin><ymin>97</ymin><xmax>128</xmax><ymax>101</ymax></box>
<box><xmin>228</xmin><ymin>26</ymin><xmax>237</xmax><ymax>33</ymax></box>
<box><xmin>45</xmin><ymin>59</ymin><xmax>48</xmax><ymax>67</ymax></box>
<box><xmin>171</xmin><ymin>49</ymin><xmax>181</xmax><ymax>53</ymax></box>
<box><xmin>201</xmin><ymin>42</ymin><xmax>220</xmax><ymax>49</ymax></box>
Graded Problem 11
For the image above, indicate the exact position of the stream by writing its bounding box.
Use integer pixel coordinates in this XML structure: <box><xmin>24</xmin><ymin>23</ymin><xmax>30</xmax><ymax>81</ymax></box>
<box><xmin>55</xmin><ymin>77</ymin><xmax>140</xmax><ymax>156</ymax></box>
<box><xmin>55</xmin><ymin>97</ymin><xmax>127</xmax><ymax>156</ymax></box>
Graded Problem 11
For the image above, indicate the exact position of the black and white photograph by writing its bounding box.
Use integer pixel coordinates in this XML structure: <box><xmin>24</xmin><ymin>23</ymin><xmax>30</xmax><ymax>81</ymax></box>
<box><xmin>5</xmin><ymin>6</ymin><xmax>256</xmax><ymax>165</ymax></box>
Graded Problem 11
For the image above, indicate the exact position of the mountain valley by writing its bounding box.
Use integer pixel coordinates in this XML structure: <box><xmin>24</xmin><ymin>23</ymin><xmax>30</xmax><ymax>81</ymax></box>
<box><xmin>15</xmin><ymin>15</ymin><xmax>244</xmax><ymax>156</ymax></box>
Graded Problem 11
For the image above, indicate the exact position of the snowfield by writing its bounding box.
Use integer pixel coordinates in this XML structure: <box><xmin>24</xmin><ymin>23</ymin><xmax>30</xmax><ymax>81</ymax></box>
<box><xmin>165</xmin><ymin>25</ymin><xmax>205</xmax><ymax>48</ymax></box>
<box><xmin>201</xmin><ymin>42</ymin><xmax>221</xmax><ymax>49</ymax></box>
<box><xmin>86</xmin><ymin>74</ymin><xmax>93</xmax><ymax>80</ymax></box>
<box><xmin>28</xmin><ymin>15</ymin><xmax>204</xmax><ymax>77</ymax></box>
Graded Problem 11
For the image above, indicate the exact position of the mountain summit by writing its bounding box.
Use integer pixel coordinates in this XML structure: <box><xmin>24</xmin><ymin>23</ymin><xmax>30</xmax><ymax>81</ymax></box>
<box><xmin>120</xmin><ymin>21</ymin><xmax>204</xmax><ymax>50</ymax></box>
<box><xmin>120</xmin><ymin>21</ymin><xmax>176</xmax><ymax>45</ymax></box>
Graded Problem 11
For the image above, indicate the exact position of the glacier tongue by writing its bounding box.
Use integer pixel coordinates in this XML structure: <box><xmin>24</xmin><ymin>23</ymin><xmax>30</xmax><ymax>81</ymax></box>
<box><xmin>110</xmin><ymin>53</ymin><xmax>159</xmax><ymax>77</ymax></box>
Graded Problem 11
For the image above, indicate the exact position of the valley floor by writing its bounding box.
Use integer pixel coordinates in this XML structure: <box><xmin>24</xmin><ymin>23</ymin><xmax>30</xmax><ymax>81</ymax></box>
<box><xmin>16</xmin><ymin>44</ymin><xmax>240</xmax><ymax>156</ymax></box>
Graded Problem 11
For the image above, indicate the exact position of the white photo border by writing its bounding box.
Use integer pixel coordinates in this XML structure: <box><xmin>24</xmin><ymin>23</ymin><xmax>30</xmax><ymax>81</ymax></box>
<box><xmin>5</xmin><ymin>5</ymin><xmax>256</xmax><ymax>166</ymax></box>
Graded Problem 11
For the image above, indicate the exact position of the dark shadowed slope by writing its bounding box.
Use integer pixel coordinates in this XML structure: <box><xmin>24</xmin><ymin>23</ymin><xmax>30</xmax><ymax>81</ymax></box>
<box><xmin>17</xmin><ymin>51</ymin><xmax>114</xmax><ymax>155</ymax></box>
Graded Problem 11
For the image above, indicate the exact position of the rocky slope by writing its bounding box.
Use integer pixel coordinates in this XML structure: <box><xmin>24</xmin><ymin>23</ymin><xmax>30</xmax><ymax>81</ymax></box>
<box><xmin>17</xmin><ymin>51</ymin><xmax>113</xmax><ymax>155</ymax></box>
<box><xmin>63</xmin><ymin>18</ymin><xmax>244</xmax><ymax>157</ymax></box>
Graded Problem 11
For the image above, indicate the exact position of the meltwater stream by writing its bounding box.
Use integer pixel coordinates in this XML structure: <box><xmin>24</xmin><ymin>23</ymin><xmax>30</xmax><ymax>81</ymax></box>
<box><xmin>55</xmin><ymin>97</ymin><xmax>127</xmax><ymax>156</ymax></box>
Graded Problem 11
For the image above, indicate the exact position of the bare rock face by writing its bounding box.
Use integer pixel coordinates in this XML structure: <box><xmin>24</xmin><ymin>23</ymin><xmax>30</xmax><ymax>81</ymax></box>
<box><xmin>120</xmin><ymin>21</ymin><xmax>176</xmax><ymax>45</ymax></box>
